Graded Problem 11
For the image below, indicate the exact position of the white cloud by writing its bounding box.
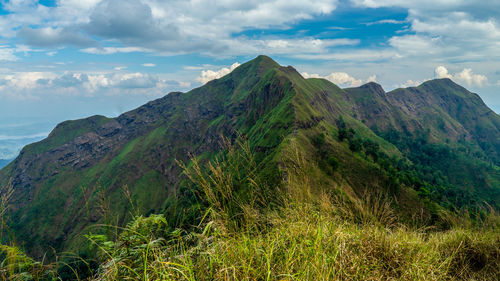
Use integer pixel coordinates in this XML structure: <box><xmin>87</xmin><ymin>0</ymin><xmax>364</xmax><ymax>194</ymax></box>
<box><xmin>142</xmin><ymin>63</ymin><xmax>156</xmax><ymax>67</ymax></box>
<box><xmin>366</xmin><ymin>75</ymin><xmax>377</xmax><ymax>83</ymax></box>
<box><xmin>435</xmin><ymin>66</ymin><xmax>452</xmax><ymax>79</ymax></box>
<box><xmin>19</xmin><ymin>26</ymin><xmax>94</xmax><ymax>47</ymax></box>
<box><xmin>411</xmin><ymin>15</ymin><xmax>500</xmax><ymax>40</ymax></box>
<box><xmin>0</xmin><ymin>47</ymin><xmax>18</xmax><ymax>61</ymax></box>
<box><xmin>301</xmin><ymin>73</ymin><xmax>322</xmax><ymax>79</ymax></box>
<box><xmin>260</xmin><ymin>38</ymin><xmax>358</xmax><ymax>54</ymax></box>
<box><xmin>0</xmin><ymin>0</ymin><xmax>342</xmax><ymax>56</ymax></box>
<box><xmin>0</xmin><ymin>132</ymin><xmax>50</xmax><ymax>141</ymax></box>
<box><xmin>219</xmin><ymin>38</ymin><xmax>359</xmax><ymax>57</ymax></box>
<box><xmin>365</xmin><ymin>19</ymin><xmax>406</xmax><ymax>25</ymax></box>
<box><xmin>389</xmin><ymin>35</ymin><xmax>440</xmax><ymax>56</ymax></box>
<box><xmin>0</xmin><ymin>0</ymin><xmax>498</xmax><ymax>65</ymax></box>
<box><xmin>293</xmin><ymin>49</ymin><xmax>399</xmax><ymax>61</ymax></box>
<box><xmin>454</xmin><ymin>68</ymin><xmax>488</xmax><ymax>87</ymax></box>
<box><xmin>193</xmin><ymin>38</ymin><xmax>357</xmax><ymax>57</ymax></box>
<box><xmin>183</xmin><ymin>65</ymin><xmax>209</xmax><ymax>70</ymax></box>
<box><xmin>325</xmin><ymin>72</ymin><xmax>363</xmax><ymax>87</ymax></box>
<box><xmin>81</xmin><ymin>47</ymin><xmax>149</xmax><ymax>54</ymax></box>
<box><xmin>354</xmin><ymin>0</ymin><xmax>500</xmax><ymax>62</ymax></box>
<box><xmin>196</xmin><ymin>63</ymin><xmax>241</xmax><ymax>84</ymax></box>
<box><xmin>435</xmin><ymin>66</ymin><xmax>488</xmax><ymax>87</ymax></box>
<box><xmin>0</xmin><ymin>0</ymin><xmax>498</xmax><ymax>109</ymax></box>
<box><xmin>0</xmin><ymin>2</ymin><xmax>50</xmax><ymax>38</ymax></box>
<box><xmin>398</xmin><ymin>79</ymin><xmax>422</xmax><ymax>88</ymax></box>
<box><xmin>72</xmin><ymin>72</ymin><xmax>162</xmax><ymax>91</ymax></box>
<box><xmin>301</xmin><ymin>71</ymin><xmax>375</xmax><ymax>87</ymax></box>
<box><xmin>0</xmin><ymin>70</ymin><xmax>190</xmax><ymax>100</ymax></box>
<box><xmin>1</xmin><ymin>72</ymin><xmax>57</xmax><ymax>90</ymax></box>
<box><xmin>351</xmin><ymin>0</ymin><xmax>500</xmax><ymax>13</ymax></box>
<box><xmin>148</xmin><ymin>0</ymin><xmax>338</xmax><ymax>37</ymax></box>
<box><xmin>113</xmin><ymin>73</ymin><xmax>157</xmax><ymax>88</ymax></box>
<box><xmin>178</xmin><ymin>81</ymin><xmax>191</xmax><ymax>88</ymax></box>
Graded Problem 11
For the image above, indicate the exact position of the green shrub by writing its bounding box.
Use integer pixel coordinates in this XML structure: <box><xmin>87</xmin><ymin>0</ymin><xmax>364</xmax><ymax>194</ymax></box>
<box><xmin>349</xmin><ymin>137</ymin><xmax>363</xmax><ymax>152</ymax></box>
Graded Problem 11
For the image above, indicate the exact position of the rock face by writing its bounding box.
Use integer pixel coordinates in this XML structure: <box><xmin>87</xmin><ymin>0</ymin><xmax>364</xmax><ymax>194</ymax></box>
<box><xmin>1</xmin><ymin>55</ymin><xmax>499</xmax><ymax>258</ymax></box>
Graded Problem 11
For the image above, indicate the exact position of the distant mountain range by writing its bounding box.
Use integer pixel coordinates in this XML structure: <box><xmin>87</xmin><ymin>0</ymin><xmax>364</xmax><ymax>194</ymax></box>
<box><xmin>0</xmin><ymin>159</ymin><xmax>12</xmax><ymax>169</ymax></box>
<box><xmin>0</xmin><ymin>120</ymin><xmax>52</xmax><ymax>160</ymax></box>
<box><xmin>1</xmin><ymin>55</ymin><xmax>499</xmax><ymax>258</ymax></box>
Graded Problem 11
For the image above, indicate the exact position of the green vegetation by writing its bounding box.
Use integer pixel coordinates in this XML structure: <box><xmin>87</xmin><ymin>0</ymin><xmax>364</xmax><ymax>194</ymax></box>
<box><xmin>0</xmin><ymin>55</ymin><xmax>499</xmax><ymax>280</ymax></box>
<box><xmin>375</xmin><ymin>128</ymin><xmax>500</xmax><ymax>209</ymax></box>
<box><xmin>4</xmin><ymin>139</ymin><xmax>498</xmax><ymax>280</ymax></box>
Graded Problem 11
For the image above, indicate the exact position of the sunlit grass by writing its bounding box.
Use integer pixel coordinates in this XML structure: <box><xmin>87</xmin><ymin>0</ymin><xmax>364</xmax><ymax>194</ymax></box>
<box><xmin>87</xmin><ymin>139</ymin><xmax>500</xmax><ymax>280</ymax></box>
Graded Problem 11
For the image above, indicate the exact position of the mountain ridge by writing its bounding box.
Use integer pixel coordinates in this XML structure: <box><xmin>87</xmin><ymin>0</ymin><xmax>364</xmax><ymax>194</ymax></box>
<box><xmin>1</xmin><ymin>55</ymin><xmax>499</xmax><ymax>258</ymax></box>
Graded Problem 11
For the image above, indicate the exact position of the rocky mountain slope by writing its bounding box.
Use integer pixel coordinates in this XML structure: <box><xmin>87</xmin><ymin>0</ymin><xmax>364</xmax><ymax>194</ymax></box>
<box><xmin>1</xmin><ymin>55</ymin><xmax>499</xmax><ymax>258</ymax></box>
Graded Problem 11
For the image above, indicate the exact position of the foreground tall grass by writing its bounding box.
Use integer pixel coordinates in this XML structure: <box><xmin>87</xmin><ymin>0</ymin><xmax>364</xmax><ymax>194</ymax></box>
<box><xmin>86</xmin><ymin>208</ymin><xmax>500</xmax><ymax>280</ymax></box>
<box><xmin>1</xmin><ymin>138</ymin><xmax>499</xmax><ymax>280</ymax></box>
<box><xmin>86</xmin><ymin>139</ymin><xmax>499</xmax><ymax>281</ymax></box>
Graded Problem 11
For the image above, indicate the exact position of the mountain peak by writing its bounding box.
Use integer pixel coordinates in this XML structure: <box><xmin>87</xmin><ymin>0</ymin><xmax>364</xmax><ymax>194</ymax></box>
<box><xmin>417</xmin><ymin>78</ymin><xmax>473</xmax><ymax>100</ymax></box>
<box><xmin>254</xmin><ymin>54</ymin><xmax>278</xmax><ymax>64</ymax></box>
<box><xmin>359</xmin><ymin>81</ymin><xmax>385</xmax><ymax>95</ymax></box>
<box><xmin>420</xmin><ymin>78</ymin><xmax>465</xmax><ymax>90</ymax></box>
<box><xmin>212</xmin><ymin>55</ymin><xmax>282</xmax><ymax>91</ymax></box>
<box><xmin>243</xmin><ymin>55</ymin><xmax>280</xmax><ymax>72</ymax></box>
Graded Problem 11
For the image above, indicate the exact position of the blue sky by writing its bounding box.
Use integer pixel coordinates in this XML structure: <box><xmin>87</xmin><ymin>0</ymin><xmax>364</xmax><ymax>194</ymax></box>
<box><xmin>0</xmin><ymin>0</ymin><xmax>499</xmax><ymax>159</ymax></box>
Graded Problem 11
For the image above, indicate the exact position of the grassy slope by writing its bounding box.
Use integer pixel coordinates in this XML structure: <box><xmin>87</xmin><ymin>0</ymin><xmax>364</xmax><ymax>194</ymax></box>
<box><xmin>81</xmin><ymin>139</ymin><xmax>500</xmax><ymax>281</ymax></box>
<box><xmin>283</xmin><ymin>79</ymin><xmax>428</xmax><ymax>222</ymax></box>
<box><xmin>344</xmin><ymin>79</ymin><xmax>500</xmax><ymax>206</ymax></box>
<box><xmin>388</xmin><ymin>79</ymin><xmax>500</xmax><ymax>156</ymax></box>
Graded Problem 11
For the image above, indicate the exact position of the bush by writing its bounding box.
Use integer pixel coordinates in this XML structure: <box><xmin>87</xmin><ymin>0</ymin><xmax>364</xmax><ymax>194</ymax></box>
<box><xmin>349</xmin><ymin>137</ymin><xmax>363</xmax><ymax>152</ymax></box>
<box><xmin>312</xmin><ymin>133</ymin><xmax>326</xmax><ymax>147</ymax></box>
<box><xmin>87</xmin><ymin>214</ymin><xmax>171</xmax><ymax>280</ymax></box>
<box><xmin>327</xmin><ymin>156</ymin><xmax>339</xmax><ymax>171</ymax></box>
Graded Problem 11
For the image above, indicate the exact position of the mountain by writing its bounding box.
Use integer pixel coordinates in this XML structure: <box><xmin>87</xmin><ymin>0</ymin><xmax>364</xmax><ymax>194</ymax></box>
<box><xmin>345</xmin><ymin>79</ymin><xmax>500</xmax><ymax>205</ymax></box>
<box><xmin>1</xmin><ymin>55</ymin><xmax>499</xmax><ymax>259</ymax></box>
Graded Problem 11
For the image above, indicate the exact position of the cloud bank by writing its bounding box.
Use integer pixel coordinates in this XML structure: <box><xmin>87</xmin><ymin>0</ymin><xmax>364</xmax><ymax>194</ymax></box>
<box><xmin>435</xmin><ymin>66</ymin><xmax>488</xmax><ymax>87</ymax></box>
<box><xmin>301</xmin><ymin>71</ymin><xmax>375</xmax><ymax>87</ymax></box>
<box><xmin>0</xmin><ymin>71</ymin><xmax>191</xmax><ymax>100</ymax></box>
<box><xmin>196</xmin><ymin>63</ymin><xmax>241</xmax><ymax>84</ymax></box>
<box><xmin>1</xmin><ymin>0</ymin><xmax>344</xmax><ymax>56</ymax></box>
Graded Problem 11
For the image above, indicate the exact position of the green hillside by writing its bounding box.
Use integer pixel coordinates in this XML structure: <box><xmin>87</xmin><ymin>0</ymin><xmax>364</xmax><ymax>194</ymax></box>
<box><xmin>0</xmin><ymin>56</ymin><xmax>499</xmax><ymax>280</ymax></box>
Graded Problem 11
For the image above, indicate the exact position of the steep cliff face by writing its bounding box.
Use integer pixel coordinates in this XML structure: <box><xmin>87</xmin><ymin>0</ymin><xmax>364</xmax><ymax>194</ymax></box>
<box><xmin>1</xmin><ymin>55</ymin><xmax>499</xmax><ymax>258</ymax></box>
